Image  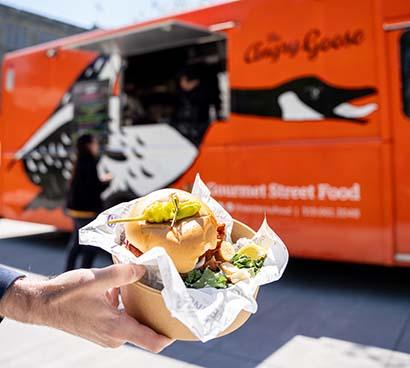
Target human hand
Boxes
[101,173,113,182]
[0,264,173,351]
[180,75,200,91]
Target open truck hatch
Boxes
[65,20,225,56]
[63,18,229,162]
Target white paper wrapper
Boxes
[79,174,289,341]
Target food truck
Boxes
[1,0,410,266]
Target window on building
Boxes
[16,26,28,48]
[38,31,59,43]
[4,23,28,51]
[5,23,16,50]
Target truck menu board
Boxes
[72,79,110,144]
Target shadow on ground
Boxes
[1,233,409,368]
[0,232,111,275]
[162,259,410,368]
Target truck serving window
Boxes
[121,39,227,134]
[400,30,410,117]
[66,21,229,141]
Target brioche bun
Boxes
[124,189,218,273]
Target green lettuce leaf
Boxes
[184,269,202,285]
[232,253,266,275]
[184,268,228,289]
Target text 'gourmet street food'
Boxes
[109,189,267,289]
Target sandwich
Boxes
[109,189,266,289]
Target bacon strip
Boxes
[199,223,225,271]
[216,223,226,247]
[125,240,143,257]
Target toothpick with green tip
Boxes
[108,194,201,225]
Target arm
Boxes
[88,158,110,193]
[98,174,111,192]
[0,264,172,351]
[0,266,25,323]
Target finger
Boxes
[117,314,173,353]
[94,264,145,290]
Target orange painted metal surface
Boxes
[386,29,410,260]
[0,0,409,266]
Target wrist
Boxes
[0,278,46,325]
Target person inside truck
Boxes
[173,62,223,146]
[122,83,146,126]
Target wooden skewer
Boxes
[170,194,179,228]
[108,216,145,224]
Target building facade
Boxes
[0,3,87,60]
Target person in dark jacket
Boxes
[173,63,223,146]
[65,134,111,271]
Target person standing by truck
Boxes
[65,134,112,271]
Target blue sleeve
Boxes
[0,266,25,323]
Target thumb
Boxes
[94,264,145,290]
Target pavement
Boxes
[0,317,201,368]
[0,219,56,239]
[0,219,410,368]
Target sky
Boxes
[1,0,229,29]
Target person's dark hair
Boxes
[76,134,95,157]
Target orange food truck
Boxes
[1,0,410,266]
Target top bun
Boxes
[124,189,218,273]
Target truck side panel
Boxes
[176,0,394,264]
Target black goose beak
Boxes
[328,86,377,122]
[330,86,376,105]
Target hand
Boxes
[101,173,113,182]
[0,264,173,352]
[180,76,200,91]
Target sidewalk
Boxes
[0,219,56,239]
[0,318,199,368]
[2,316,409,368]
[257,335,410,368]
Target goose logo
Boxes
[231,76,378,123]
[14,55,201,210]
